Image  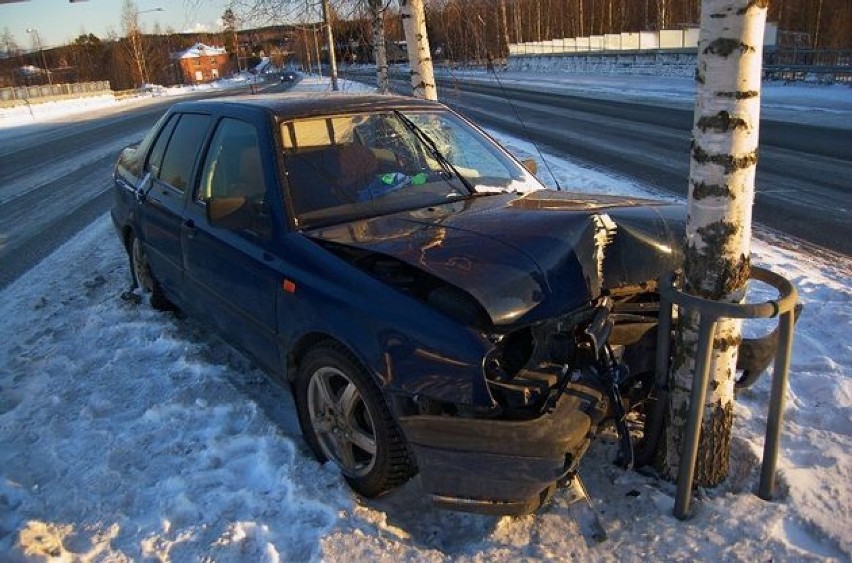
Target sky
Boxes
[1,0,234,49]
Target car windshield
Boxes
[280,110,544,229]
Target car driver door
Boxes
[181,115,282,373]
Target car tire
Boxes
[295,342,416,497]
[129,234,173,311]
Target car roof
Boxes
[170,93,446,121]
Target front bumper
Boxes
[398,372,608,515]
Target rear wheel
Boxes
[129,234,173,311]
[295,342,415,497]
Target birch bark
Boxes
[400,0,437,100]
[658,0,768,486]
[369,0,389,94]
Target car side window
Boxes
[145,114,178,177]
[198,117,272,239]
[158,113,212,192]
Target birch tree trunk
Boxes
[303,28,313,75]
[368,0,389,93]
[400,0,437,101]
[312,25,323,79]
[657,0,768,486]
[499,0,511,58]
[321,0,339,91]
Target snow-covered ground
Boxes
[0,77,850,562]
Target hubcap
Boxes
[307,366,377,478]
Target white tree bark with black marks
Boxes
[658,0,768,486]
[368,0,389,94]
[499,0,511,58]
[321,0,339,91]
[400,0,437,101]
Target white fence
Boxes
[509,24,778,56]
[0,81,112,105]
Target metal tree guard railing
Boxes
[654,266,799,520]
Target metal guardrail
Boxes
[654,266,799,520]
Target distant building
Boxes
[175,43,229,83]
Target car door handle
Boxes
[184,219,197,238]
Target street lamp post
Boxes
[25,27,51,85]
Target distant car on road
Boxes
[280,71,298,82]
[111,93,772,515]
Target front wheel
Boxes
[295,343,415,497]
[129,234,173,311]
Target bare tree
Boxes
[121,0,148,86]
[1,27,20,59]
[657,0,769,486]
[222,8,242,72]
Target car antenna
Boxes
[473,16,562,190]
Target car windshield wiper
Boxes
[393,110,476,196]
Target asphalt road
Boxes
[383,75,850,255]
[0,80,291,290]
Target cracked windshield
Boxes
[281,111,543,228]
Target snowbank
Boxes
[0,76,257,131]
[0,94,119,128]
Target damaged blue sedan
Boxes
[113,93,712,514]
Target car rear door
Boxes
[181,113,283,373]
[141,112,212,300]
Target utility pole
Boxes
[321,0,339,91]
[400,0,437,100]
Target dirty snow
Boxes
[0,76,850,562]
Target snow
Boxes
[178,43,227,59]
[0,76,259,131]
[0,76,850,562]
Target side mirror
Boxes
[521,158,538,175]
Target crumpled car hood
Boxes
[306,190,685,327]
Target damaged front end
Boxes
[400,288,662,514]
[307,191,785,514]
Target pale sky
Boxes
[1,0,236,49]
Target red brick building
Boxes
[175,43,230,84]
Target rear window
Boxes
[158,113,212,192]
